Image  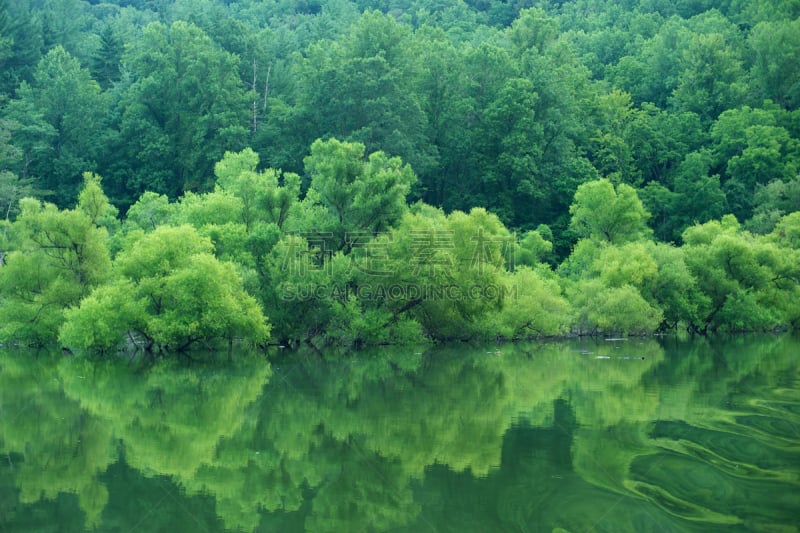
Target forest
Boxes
[0,0,799,351]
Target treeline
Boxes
[1,0,799,253]
[0,0,799,350]
[0,141,798,351]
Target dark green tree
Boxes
[112,21,249,205]
[290,11,433,177]
[3,46,107,203]
[0,0,43,96]
[91,25,124,90]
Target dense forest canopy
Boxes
[0,0,799,350]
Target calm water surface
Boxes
[1,335,798,532]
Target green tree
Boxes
[763,212,800,327]
[671,32,748,122]
[674,152,727,226]
[287,11,432,178]
[492,266,569,339]
[587,89,640,186]
[481,77,544,222]
[514,227,554,267]
[414,30,472,208]
[725,126,798,219]
[0,174,112,345]
[563,240,668,334]
[0,118,41,221]
[429,41,518,217]
[112,21,249,205]
[256,231,338,345]
[214,147,301,231]
[3,46,107,203]
[300,138,416,251]
[747,176,800,233]
[587,283,664,335]
[646,242,705,328]
[60,224,270,352]
[749,18,800,110]
[569,178,652,244]
[682,215,787,332]
[0,0,43,96]
[123,191,174,232]
[381,206,514,341]
[607,17,690,108]
[710,105,800,220]
[37,0,93,62]
[508,8,559,54]
[638,181,679,242]
[91,25,124,90]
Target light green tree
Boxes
[564,241,665,334]
[492,267,569,339]
[301,138,416,251]
[682,215,788,332]
[569,178,651,244]
[0,174,112,345]
[587,284,663,335]
[214,147,301,231]
[123,191,174,232]
[59,225,270,352]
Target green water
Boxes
[1,336,798,532]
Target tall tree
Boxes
[569,178,652,244]
[300,138,416,251]
[0,0,43,96]
[671,32,748,122]
[0,118,40,221]
[112,21,249,206]
[749,18,800,110]
[3,46,107,204]
[91,25,124,90]
[291,11,433,178]
[0,174,112,345]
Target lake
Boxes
[1,335,799,532]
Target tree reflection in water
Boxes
[1,336,798,531]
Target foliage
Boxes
[109,20,249,204]
[0,0,798,348]
[2,46,107,203]
[681,215,793,332]
[7,335,799,531]
[59,224,270,352]
[569,178,652,244]
[0,175,111,345]
[300,138,417,250]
